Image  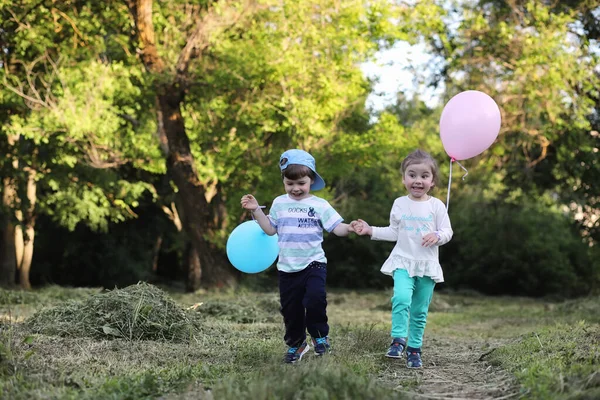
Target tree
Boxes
[123,0,415,289]
[2,0,439,290]
[0,1,158,288]
[420,0,599,240]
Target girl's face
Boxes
[402,162,435,201]
[283,176,313,200]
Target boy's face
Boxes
[283,176,313,200]
[402,162,434,201]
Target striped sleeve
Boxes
[320,201,343,232]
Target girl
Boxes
[352,149,453,368]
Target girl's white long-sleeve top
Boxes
[370,196,453,283]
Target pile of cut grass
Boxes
[25,282,201,342]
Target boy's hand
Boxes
[421,232,439,247]
[241,194,259,211]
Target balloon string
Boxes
[454,160,469,180]
[251,206,266,222]
[446,158,453,211]
[445,157,469,212]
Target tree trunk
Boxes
[0,133,20,287]
[158,90,238,289]
[14,220,24,282]
[0,176,17,288]
[16,167,36,290]
[151,235,163,272]
[185,243,201,292]
[128,0,239,289]
[18,224,34,290]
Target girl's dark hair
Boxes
[282,164,316,181]
[400,149,440,186]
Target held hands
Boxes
[240,194,259,211]
[350,219,372,236]
[421,232,439,247]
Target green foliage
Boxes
[324,99,450,289]
[178,0,419,243]
[30,205,173,288]
[325,236,392,289]
[421,0,600,248]
[40,174,154,232]
[1,2,161,237]
[443,0,598,137]
[442,196,599,297]
[550,127,600,244]
[1,0,599,298]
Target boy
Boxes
[241,149,354,363]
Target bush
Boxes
[325,235,392,289]
[31,205,181,288]
[441,199,599,298]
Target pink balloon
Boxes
[439,90,501,160]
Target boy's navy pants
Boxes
[278,261,328,347]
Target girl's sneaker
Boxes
[311,336,331,356]
[284,342,309,364]
[386,337,406,358]
[406,351,422,368]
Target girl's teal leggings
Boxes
[391,268,436,349]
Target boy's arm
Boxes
[250,208,277,236]
[332,222,353,237]
[241,194,277,236]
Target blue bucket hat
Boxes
[279,149,326,191]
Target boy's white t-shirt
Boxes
[269,194,343,273]
[371,196,453,283]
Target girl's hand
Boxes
[353,219,372,236]
[422,232,439,247]
[241,194,259,211]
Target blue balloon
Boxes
[226,221,279,273]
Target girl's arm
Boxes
[434,203,453,246]
[370,201,400,242]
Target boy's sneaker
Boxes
[284,341,310,364]
[311,336,331,356]
[406,351,423,368]
[386,337,406,358]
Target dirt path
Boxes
[386,336,521,400]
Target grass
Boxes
[0,284,598,399]
[486,322,599,399]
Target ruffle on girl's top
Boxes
[380,255,444,283]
